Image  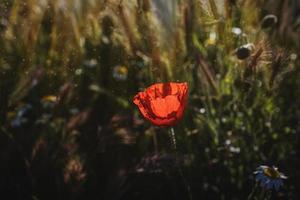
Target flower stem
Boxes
[153,130,158,154]
[265,190,272,200]
[170,127,177,150]
[169,127,193,200]
[247,182,258,200]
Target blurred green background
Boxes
[0,0,300,199]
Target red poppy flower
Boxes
[133,82,188,126]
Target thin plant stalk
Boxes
[153,130,158,154]
[169,127,193,200]
[247,182,259,200]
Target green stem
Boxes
[169,127,193,200]
[153,130,158,154]
[265,190,272,200]
[169,127,177,150]
[258,188,268,200]
[247,182,258,200]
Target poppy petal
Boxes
[133,82,188,126]
[150,96,180,118]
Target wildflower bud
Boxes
[235,44,254,60]
[261,14,278,29]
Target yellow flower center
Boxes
[263,167,281,179]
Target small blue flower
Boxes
[10,104,32,128]
[113,65,128,81]
[254,165,287,191]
